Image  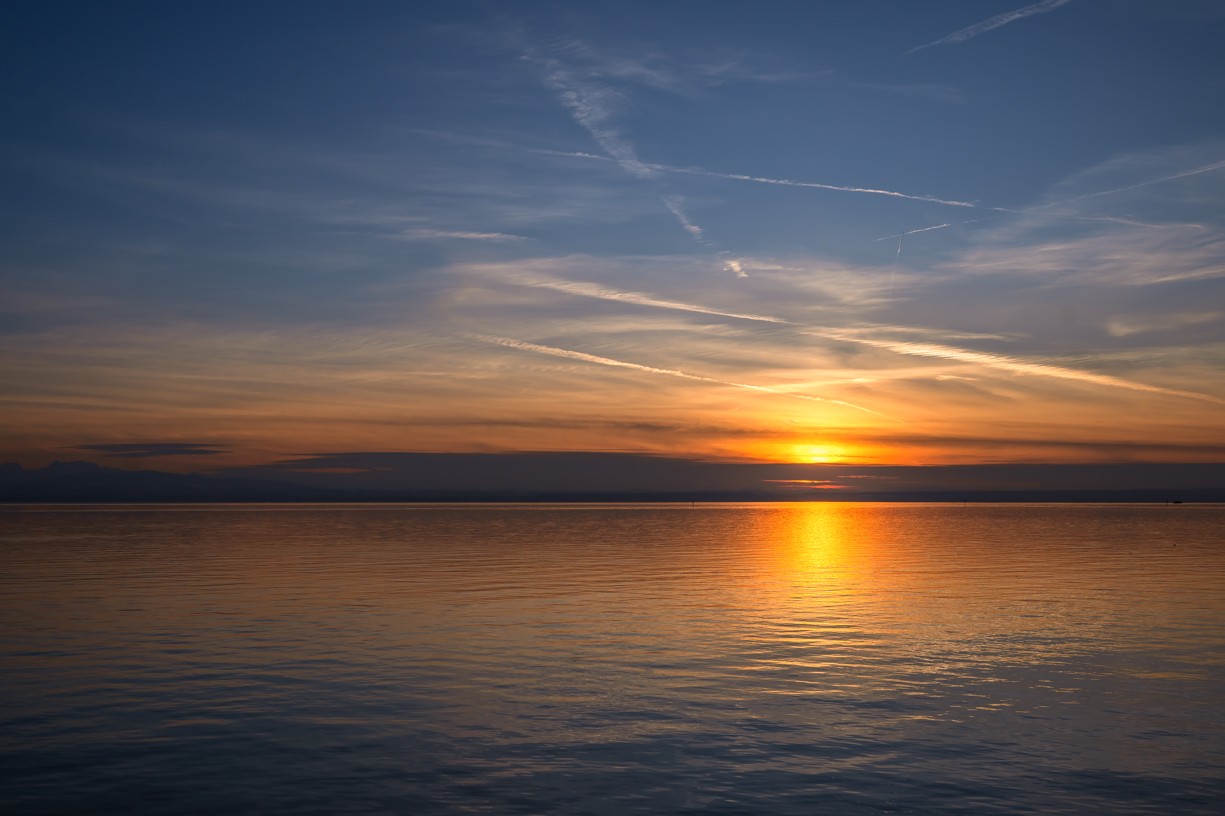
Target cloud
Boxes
[537,147,990,209]
[525,39,744,256]
[660,195,706,241]
[476,266,791,323]
[1045,157,1225,208]
[875,223,953,242]
[656,162,990,209]
[218,452,1225,494]
[536,53,656,180]
[1105,311,1221,338]
[481,336,886,416]
[467,245,1225,406]
[460,250,1225,410]
[398,228,531,242]
[905,0,1073,56]
[906,145,1225,292]
[72,442,229,458]
[812,330,1225,406]
[415,130,992,211]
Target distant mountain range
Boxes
[2,458,1223,503]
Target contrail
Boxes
[499,273,791,323]
[905,0,1073,56]
[881,191,1213,245]
[495,268,1225,406]
[540,59,656,180]
[660,197,748,275]
[660,195,709,243]
[890,232,905,289]
[530,49,740,256]
[655,162,989,209]
[876,223,953,285]
[400,228,530,242]
[875,223,953,242]
[417,130,994,210]
[483,336,887,416]
[530,146,986,208]
[813,330,1225,406]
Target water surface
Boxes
[2,503,1223,814]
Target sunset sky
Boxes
[3,1,1225,473]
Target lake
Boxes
[2,503,1224,814]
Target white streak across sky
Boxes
[491,272,791,323]
[482,336,887,416]
[884,156,1225,243]
[400,228,530,242]
[874,223,953,242]
[660,195,706,241]
[905,0,1073,56]
[415,132,993,210]
[529,146,988,209]
[653,162,988,209]
[496,271,1225,406]
[813,331,1225,406]
[530,47,727,258]
[538,59,656,180]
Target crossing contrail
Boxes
[483,336,887,416]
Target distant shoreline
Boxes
[5,460,1223,504]
[4,494,1223,506]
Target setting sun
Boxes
[791,443,850,464]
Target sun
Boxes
[791,443,849,464]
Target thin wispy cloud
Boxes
[487,270,791,323]
[466,241,1224,409]
[814,331,1225,406]
[656,162,989,209]
[1105,311,1221,338]
[660,195,706,241]
[723,257,747,278]
[540,148,987,209]
[399,228,531,242]
[539,61,655,179]
[415,131,992,210]
[659,197,748,277]
[71,442,229,458]
[1048,157,1225,207]
[875,223,953,242]
[482,336,886,416]
[526,41,748,257]
[905,0,1073,56]
[869,154,1225,245]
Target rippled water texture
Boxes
[2,503,1224,814]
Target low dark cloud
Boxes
[72,443,228,458]
[219,451,1225,497]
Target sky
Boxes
[3,0,1225,476]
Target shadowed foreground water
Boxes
[2,503,1224,814]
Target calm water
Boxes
[2,503,1224,814]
